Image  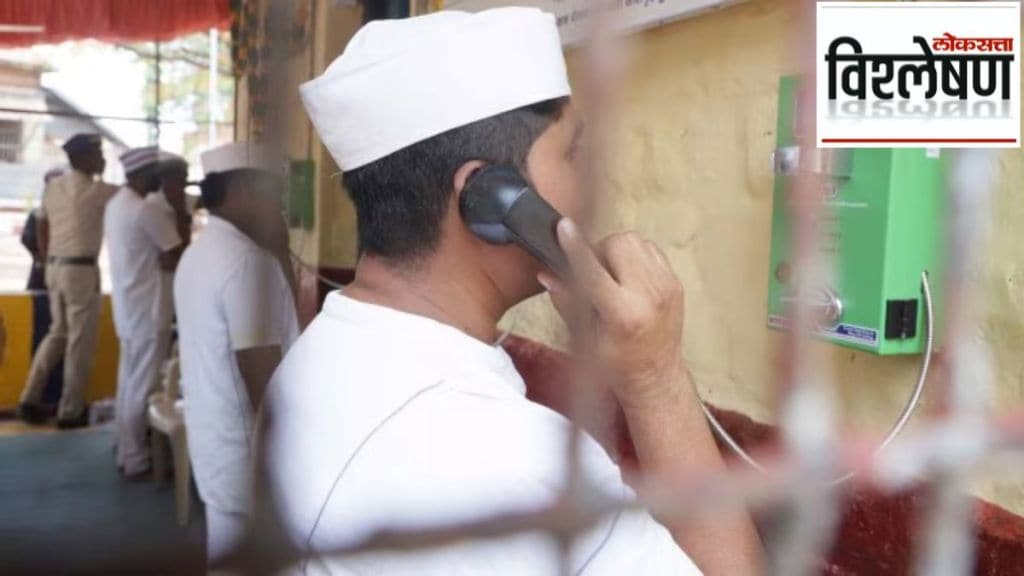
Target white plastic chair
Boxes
[148,347,192,526]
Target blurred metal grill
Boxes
[230,2,1017,575]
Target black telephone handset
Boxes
[459,164,570,279]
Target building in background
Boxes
[0,27,235,292]
[0,60,131,290]
[0,59,127,206]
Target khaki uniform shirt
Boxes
[40,170,117,258]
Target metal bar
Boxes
[154,40,162,143]
[767,2,842,574]
[0,24,44,34]
[0,105,232,126]
[306,0,318,161]
[209,27,219,146]
[913,149,998,576]
[275,408,1024,566]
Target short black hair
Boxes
[158,161,188,181]
[127,165,161,193]
[67,146,100,173]
[342,97,567,262]
[199,171,230,209]
[200,169,283,210]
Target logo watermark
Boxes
[816,1,1020,148]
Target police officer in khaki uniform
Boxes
[17,134,116,429]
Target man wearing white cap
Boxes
[152,152,193,246]
[150,153,194,338]
[265,7,761,575]
[105,145,185,478]
[18,134,115,429]
[174,142,299,567]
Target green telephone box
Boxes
[766,76,945,355]
[288,159,315,230]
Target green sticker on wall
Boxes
[289,159,315,230]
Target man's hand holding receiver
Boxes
[539,217,764,576]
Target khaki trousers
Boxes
[21,263,101,420]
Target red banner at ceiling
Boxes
[0,0,232,47]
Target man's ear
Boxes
[452,160,487,201]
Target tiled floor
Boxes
[0,418,59,437]
[0,426,205,574]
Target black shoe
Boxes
[56,411,90,430]
[15,402,47,425]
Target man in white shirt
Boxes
[152,152,194,244]
[105,146,185,479]
[150,153,194,337]
[174,142,299,568]
[264,7,761,575]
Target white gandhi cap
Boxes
[120,145,160,175]
[157,150,187,168]
[300,7,570,171]
[201,142,283,175]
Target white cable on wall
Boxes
[290,251,349,290]
[700,270,935,482]
[289,226,348,290]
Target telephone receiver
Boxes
[459,164,570,279]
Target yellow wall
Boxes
[504,0,1024,514]
[0,294,119,409]
[513,0,793,417]
[312,2,362,270]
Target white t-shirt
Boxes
[174,215,299,514]
[104,187,182,341]
[264,293,700,575]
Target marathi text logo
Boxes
[825,33,1014,102]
